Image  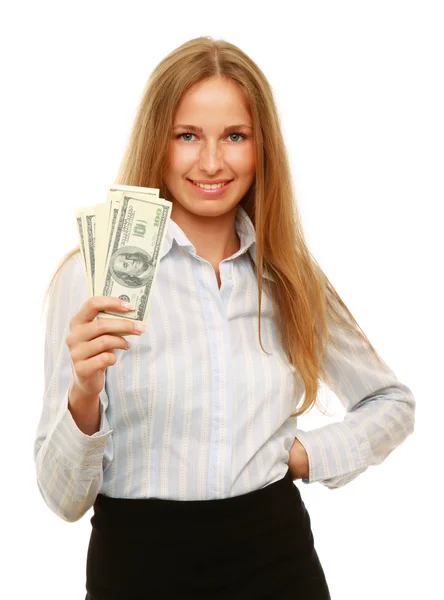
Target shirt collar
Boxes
[159,205,274,281]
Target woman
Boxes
[35,36,415,599]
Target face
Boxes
[114,254,144,276]
[163,76,255,221]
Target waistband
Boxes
[91,469,298,529]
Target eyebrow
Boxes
[173,124,253,133]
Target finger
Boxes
[69,316,144,347]
[75,353,118,379]
[70,296,135,328]
[71,335,130,363]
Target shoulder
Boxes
[58,251,84,279]
[49,251,88,301]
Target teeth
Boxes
[193,181,228,190]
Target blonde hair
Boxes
[44,36,388,417]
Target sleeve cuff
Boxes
[295,423,370,485]
[47,389,113,471]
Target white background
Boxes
[1,1,442,598]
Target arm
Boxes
[288,438,309,480]
[34,254,114,522]
[293,297,415,489]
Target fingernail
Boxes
[134,322,146,333]
[121,301,135,310]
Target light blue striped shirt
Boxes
[34,206,415,522]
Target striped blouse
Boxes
[34,205,415,522]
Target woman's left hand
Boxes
[288,438,309,480]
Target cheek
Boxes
[168,144,197,173]
[230,146,255,174]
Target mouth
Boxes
[187,178,233,196]
[188,179,232,187]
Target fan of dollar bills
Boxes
[75,185,172,325]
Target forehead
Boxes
[174,77,251,124]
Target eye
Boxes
[175,132,248,142]
[227,133,247,143]
[177,133,196,141]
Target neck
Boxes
[171,204,241,265]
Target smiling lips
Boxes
[187,178,233,195]
[189,178,232,188]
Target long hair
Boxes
[43,36,388,417]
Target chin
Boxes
[185,206,236,220]
[172,196,240,217]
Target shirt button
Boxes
[226,271,232,279]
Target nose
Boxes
[198,139,224,174]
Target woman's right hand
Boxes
[66,296,146,398]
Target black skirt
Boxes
[85,469,330,599]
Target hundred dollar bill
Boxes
[101,186,160,289]
[75,209,88,283]
[96,193,172,324]
[108,184,160,197]
[75,207,95,297]
[95,185,161,294]
[93,202,106,295]
[74,185,167,305]
[84,205,99,296]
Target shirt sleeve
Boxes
[34,253,114,522]
[295,294,416,489]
